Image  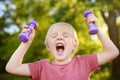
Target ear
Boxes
[46,43,50,51]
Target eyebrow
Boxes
[50,32,57,36]
[62,32,70,35]
[50,31,71,36]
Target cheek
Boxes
[71,40,76,50]
[47,39,55,49]
[48,38,54,45]
[66,39,75,48]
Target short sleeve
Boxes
[76,54,100,72]
[86,54,100,71]
[28,61,42,80]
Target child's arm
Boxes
[97,29,119,65]
[6,26,35,76]
[86,14,119,66]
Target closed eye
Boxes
[63,32,71,38]
[63,35,69,38]
[51,33,58,38]
[63,34,71,38]
[52,35,57,38]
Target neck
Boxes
[54,57,72,65]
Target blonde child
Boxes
[6,13,119,80]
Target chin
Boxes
[54,56,67,61]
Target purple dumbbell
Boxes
[18,20,38,42]
[84,10,98,35]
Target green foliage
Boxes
[0,0,120,80]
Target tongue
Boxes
[57,49,64,54]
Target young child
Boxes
[6,13,119,80]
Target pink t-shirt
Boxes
[28,54,99,80]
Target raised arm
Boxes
[5,26,35,76]
[97,28,119,65]
[86,14,119,66]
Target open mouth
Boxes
[56,43,65,54]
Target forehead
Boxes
[48,24,73,35]
[52,25,70,32]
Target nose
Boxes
[57,36,63,40]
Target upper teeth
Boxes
[56,43,63,46]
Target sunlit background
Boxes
[0,0,120,80]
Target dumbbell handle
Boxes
[18,20,38,42]
[84,10,98,35]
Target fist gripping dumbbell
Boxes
[84,10,99,35]
[18,20,38,42]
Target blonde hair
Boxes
[45,22,79,53]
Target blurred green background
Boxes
[0,0,120,80]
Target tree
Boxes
[0,0,119,80]
[96,0,120,79]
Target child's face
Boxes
[46,25,76,62]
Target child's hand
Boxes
[85,14,100,28]
[22,25,35,43]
